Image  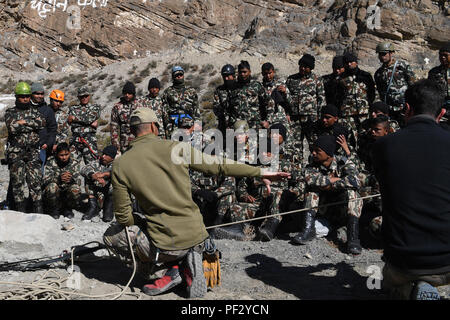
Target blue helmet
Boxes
[221,64,235,76]
[172,65,184,76]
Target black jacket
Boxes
[372,115,450,273]
[32,101,57,149]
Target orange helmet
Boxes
[49,89,65,102]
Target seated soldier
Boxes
[80,145,117,222]
[357,116,391,241]
[43,142,82,219]
[292,135,363,255]
[360,101,400,136]
[257,123,305,241]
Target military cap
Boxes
[172,66,184,76]
[77,86,90,96]
[31,82,44,93]
[130,108,159,127]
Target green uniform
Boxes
[111,133,263,251]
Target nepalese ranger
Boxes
[48,90,71,155]
[292,135,363,256]
[337,52,378,145]
[42,142,82,220]
[213,64,238,138]
[134,78,167,139]
[4,82,46,213]
[162,66,201,140]
[80,145,117,223]
[110,82,138,154]
[428,43,450,122]
[261,62,292,134]
[68,86,101,165]
[225,60,276,131]
[375,42,416,127]
[286,54,327,165]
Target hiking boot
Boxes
[63,208,74,219]
[182,249,207,298]
[292,210,316,245]
[410,281,440,300]
[142,265,182,296]
[347,216,362,255]
[82,198,98,221]
[50,206,61,220]
[211,223,251,241]
[102,194,114,222]
[257,217,280,242]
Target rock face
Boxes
[0,0,448,72]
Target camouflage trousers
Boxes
[228,194,274,222]
[216,193,236,221]
[305,189,363,226]
[85,182,112,209]
[43,182,81,210]
[290,116,317,165]
[103,223,203,280]
[8,153,42,203]
[71,134,99,166]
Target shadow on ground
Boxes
[244,253,386,300]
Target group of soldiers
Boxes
[3,41,449,255]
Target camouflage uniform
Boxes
[161,85,200,139]
[43,157,82,211]
[359,117,401,137]
[134,95,167,139]
[80,159,113,209]
[303,155,362,226]
[69,103,101,165]
[285,72,326,165]
[375,59,416,124]
[213,84,234,136]
[54,107,71,146]
[226,80,276,130]
[110,98,138,154]
[5,103,46,204]
[262,78,292,132]
[338,70,377,144]
[428,65,450,119]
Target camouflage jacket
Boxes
[69,103,101,137]
[110,98,138,153]
[262,78,292,131]
[80,159,112,189]
[43,157,82,188]
[304,155,361,192]
[54,107,71,146]
[213,84,234,133]
[285,72,326,119]
[428,65,449,100]
[375,59,416,111]
[5,104,46,156]
[226,80,276,130]
[339,69,377,117]
[162,85,200,138]
[190,169,236,198]
[135,95,167,139]
[322,73,347,109]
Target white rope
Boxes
[0,227,141,300]
[206,193,381,230]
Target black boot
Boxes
[102,195,114,222]
[50,205,61,220]
[82,198,99,221]
[347,215,362,255]
[15,201,28,213]
[62,207,74,219]
[32,200,44,214]
[211,223,251,241]
[258,217,280,242]
[292,210,316,245]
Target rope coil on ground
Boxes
[0,227,141,300]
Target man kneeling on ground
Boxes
[103,108,290,298]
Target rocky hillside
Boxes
[0,0,448,73]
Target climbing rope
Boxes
[0,227,141,300]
